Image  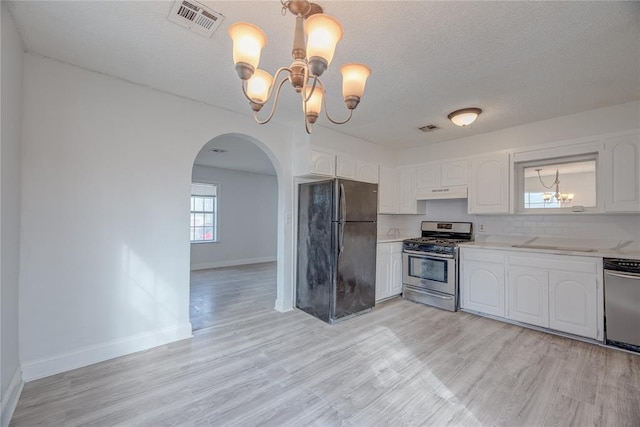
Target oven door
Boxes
[402,250,456,295]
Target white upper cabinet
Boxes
[468,152,510,214]
[416,163,441,188]
[442,159,469,187]
[415,159,469,199]
[378,166,398,214]
[398,166,419,214]
[356,161,379,184]
[603,132,640,212]
[295,146,336,177]
[335,154,356,179]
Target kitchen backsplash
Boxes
[379,199,640,242]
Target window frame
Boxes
[515,153,601,214]
[190,182,218,243]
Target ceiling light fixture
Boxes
[448,108,482,127]
[228,0,371,134]
[536,168,574,205]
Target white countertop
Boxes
[461,235,640,260]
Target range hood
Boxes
[416,186,468,200]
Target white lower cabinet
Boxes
[376,242,403,302]
[507,267,549,328]
[460,248,603,341]
[460,250,505,317]
[549,271,599,339]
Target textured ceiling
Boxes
[194,134,276,176]
[8,1,640,149]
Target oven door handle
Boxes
[403,249,453,259]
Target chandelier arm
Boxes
[303,75,319,103]
[536,169,558,190]
[253,77,291,125]
[241,67,292,107]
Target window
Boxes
[516,154,598,213]
[190,183,217,242]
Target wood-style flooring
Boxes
[11,262,640,426]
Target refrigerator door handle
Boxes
[339,222,345,257]
[339,182,346,222]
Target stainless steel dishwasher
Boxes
[604,258,640,352]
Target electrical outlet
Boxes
[478,224,485,232]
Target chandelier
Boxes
[535,168,574,205]
[227,0,371,133]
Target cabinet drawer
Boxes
[462,249,504,264]
[509,254,598,274]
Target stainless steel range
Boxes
[402,221,473,311]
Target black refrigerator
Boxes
[296,178,378,324]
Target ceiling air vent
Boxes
[168,0,224,37]
[418,124,440,133]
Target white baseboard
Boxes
[21,322,192,382]
[190,256,276,271]
[1,366,24,427]
[274,298,294,313]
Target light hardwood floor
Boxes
[11,262,640,426]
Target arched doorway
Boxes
[188,133,281,331]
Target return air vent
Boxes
[168,0,224,37]
[418,124,440,133]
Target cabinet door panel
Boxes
[311,150,336,176]
[378,167,397,214]
[549,271,598,339]
[375,247,391,302]
[390,251,403,296]
[507,267,549,327]
[398,167,417,214]
[442,160,469,187]
[604,133,640,212]
[336,155,356,179]
[416,163,441,189]
[461,260,505,317]
[356,161,379,184]
[469,153,509,214]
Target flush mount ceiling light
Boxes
[448,108,482,127]
[228,0,371,133]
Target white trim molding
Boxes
[190,256,276,271]
[1,366,24,427]
[21,323,192,382]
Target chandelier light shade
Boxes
[246,69,273,104]
[303,85,324,123]
[448,108,482,127]
[341,63,371,106]
[227,0,370,133]
[228,23,268,79]
[304,14,343,76]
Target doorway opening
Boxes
[189,133,279,332]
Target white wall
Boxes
[399,101,640,164]
[0,3,25,425]
[381,199,640,243]
[190,165,277,269]
[19,53,296,381]
[377,102,640,244]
